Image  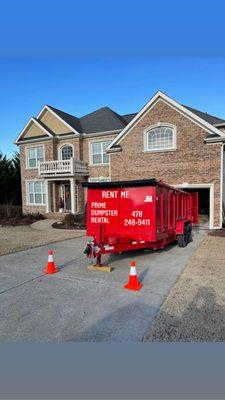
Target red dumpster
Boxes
[83,179,198,266]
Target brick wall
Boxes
[57,137,81,160]
[110,100,222,227]
[20,140,55,214]
[82,135,116,180]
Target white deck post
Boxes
[45,180,51,213]
[70,178,75,214]
[52,182,56,212]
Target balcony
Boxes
[38,158,89,177]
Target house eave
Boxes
[214,123,225,127]
[106,146,122,154]
[82,129,122,138]
[204,137,225,144]
[14,136,54,145]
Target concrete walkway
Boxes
[31,218,85,233]
[0,226,207,342]
[31,219,58,231]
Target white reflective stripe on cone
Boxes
[48,255,54,262]
[130,266,137,276]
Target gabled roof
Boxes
[121,113,138,124]
[15,92,225,144]
[79,107,126,134]
[107,91,225,150]
[182,105,225,126]
[33,117,55,136]
[15,117,54,143]
[47,105,82,133]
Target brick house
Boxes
[15,91,225,229]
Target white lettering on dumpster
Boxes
[91,217,110,224]
[91,209,118,216]
[121,190,129,198]
[91,202,106,208]
[102,191,118,198]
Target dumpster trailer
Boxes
[83,179,198,267]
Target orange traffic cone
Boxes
[124,261,143,291]
[44,250,58,274]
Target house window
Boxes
[27,181,46,205]
[26,146,44,168]
[145,126,175,151]
[61,145,73,160]
[90,141,111,165]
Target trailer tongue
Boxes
[83,179,198,268]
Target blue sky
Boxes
[2,57,225,156]
[1,0,225,156]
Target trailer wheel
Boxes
[177,234,187,247]
[177,223,191,247]
[187,223,193,243]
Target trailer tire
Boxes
[177,234,187,247]
[187,223,193,243]
[177,223,191,247]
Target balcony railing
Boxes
[38,158,89,177]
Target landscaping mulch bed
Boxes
[52,213,86,230]
[52,221,86,230]
[0,213,45,226]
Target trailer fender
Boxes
[175,219,185,235]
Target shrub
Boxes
[0,210,45,226]
[63,213,85,227]
[0,204,22,218]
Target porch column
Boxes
[45,180,51,213]
[70,178,75,214]
[52,182,56,212]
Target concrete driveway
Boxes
[0,226,206,342]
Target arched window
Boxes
[144,125,176,152]
[60,145,73,160]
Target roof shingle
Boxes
[182,105,225,125]
[45,102,225,135]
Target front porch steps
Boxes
[45,212,69,220]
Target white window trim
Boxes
[89,139,111,166]
[58,143,74,160]
[88,176,111,182]
[143,123,176,153]
[26,179,46,206]
[25,144,45,170]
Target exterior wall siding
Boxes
[40,110,73,134]
[110,100,222,228]
[23,122,46,139]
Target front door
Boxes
[64,184,71,211]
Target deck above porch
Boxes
[38,158,89,177]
